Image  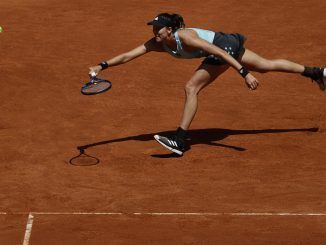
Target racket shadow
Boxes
[76,127,319,156]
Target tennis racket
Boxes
[81,72,112,95]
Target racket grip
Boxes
[90,71,97,78]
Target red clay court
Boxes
[1,0,326,244]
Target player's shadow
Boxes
[77,127,318,158]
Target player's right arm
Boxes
[89,38,163,76]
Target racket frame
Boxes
[81,76,112,96]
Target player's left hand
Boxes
[245,73,259,90]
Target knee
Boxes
[184,82,199,97]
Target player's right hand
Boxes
[88,65,102,77]
[245,73,259,90]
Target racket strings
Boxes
[81,77,112,95]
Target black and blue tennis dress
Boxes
[162,28,246,65]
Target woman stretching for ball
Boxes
[89,13,325,156]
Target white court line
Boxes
[132,212,326,216]
[2,212,326,216]
[2,211,325,245]
[227,213,326,216]
[10,212,326,216]
[23,213,34,245]
[34,212,326,216]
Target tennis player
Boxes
[89,13,325,156]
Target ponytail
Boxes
[171,14,185,31]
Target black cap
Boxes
[147,15,173,27]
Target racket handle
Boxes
[90,71,97,78]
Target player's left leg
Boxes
[154,63,229,155]
[239,49,325,90]
[180,63,230,130]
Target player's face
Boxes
[153,26,172,42]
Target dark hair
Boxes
[158,13,185,31]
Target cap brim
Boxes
[147,20,165,27]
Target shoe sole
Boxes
[154,135,183,156]
[318,77,325,91]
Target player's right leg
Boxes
[239,48,304,73]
